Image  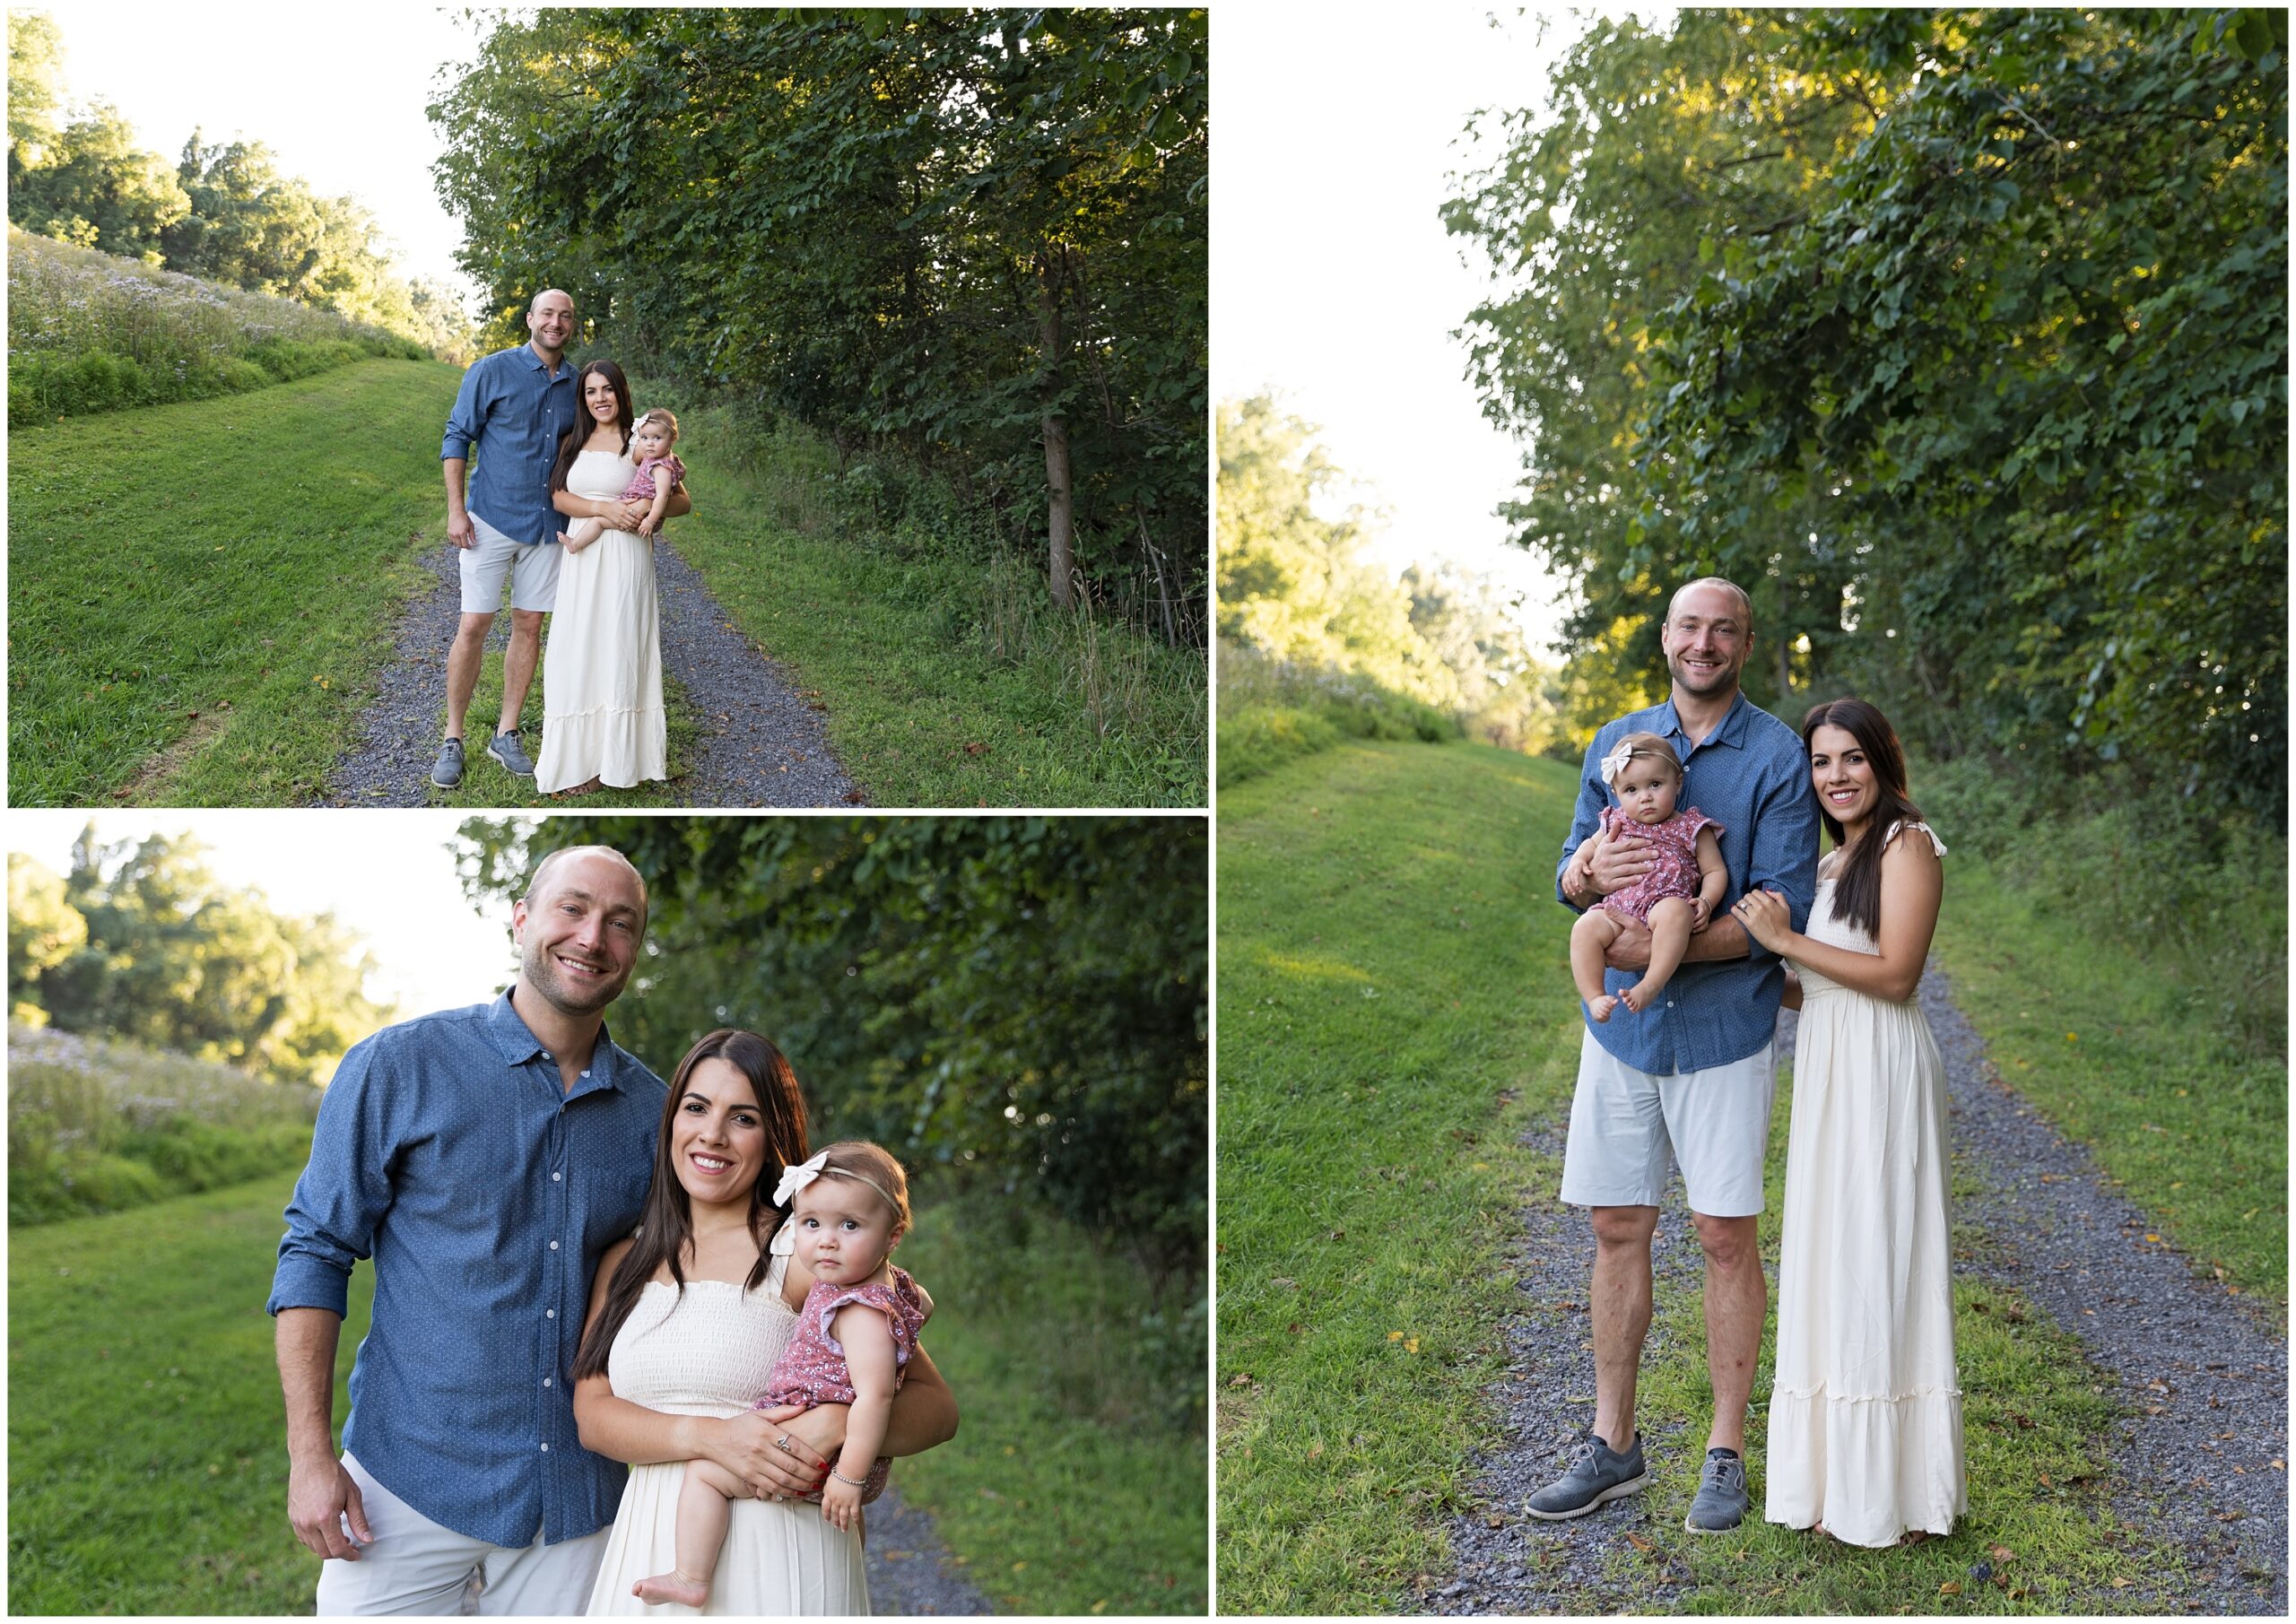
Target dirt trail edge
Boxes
[316,539,858,807]
[1422,966,2286,1615]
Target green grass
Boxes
[8,361,457,806]
[8,1170,374,1615]
[893,1201,1207,1614]
[1216,738,1584,1611]
[1928,855,2287,1322]
[1214,736,2205,1614]
[670,403,1208,807]
[6,1176,1200,1615]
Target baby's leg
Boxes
[631,1459,748,1606]
[560,516,604,551]
[1621,898,1692,1012]
[1571,908,1624,1022]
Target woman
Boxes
[570,1029,959,1613]
[1733,698,1965,1547]
[536,360,668,795]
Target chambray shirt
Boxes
[440,344,579,545]
[1557,692,1820,1074]
[266,993,665,1547]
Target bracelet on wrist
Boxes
[827,1466,869,1489]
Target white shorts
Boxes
[313,1451,608,1616]
[457,510,561,615]
[1558,1029,1775,1218]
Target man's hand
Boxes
[447,509,476,550]
[1603,915,1654,970]
[1587,831,1659,896]
[709,1408,830,1500]
[286,1455,372,1560]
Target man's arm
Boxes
[277,1308,371,1559]
[441,363,485,548]
[768,1342,959,1463]
[1556,737,1618,908]
[1604,910,1752,970]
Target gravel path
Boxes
[315,541,857,806]
[865,1486,996,1615]
[1423,970,2287,1614]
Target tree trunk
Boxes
[1038,250,1074,610]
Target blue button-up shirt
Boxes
[1557,691,1820,1074]
[267,992,665,1546]
[440,343,578,546]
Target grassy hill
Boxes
[1215,736,2266,1612]
[7,1173,1201,1616]
[8,362,1206,808]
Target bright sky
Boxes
[8,812,517,1021]
[31,1,485,307]
[1218,3,1616,655]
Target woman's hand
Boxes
[1731,887,1796,954]
[705,1409,830,1501]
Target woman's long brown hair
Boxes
[1802,697,1926,940]
[570,1029,809,1381]
[549,359,632,495]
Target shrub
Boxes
[1218,641,1464,786]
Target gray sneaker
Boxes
[430,736,465,789]
[1684,1447,1749,1533]
[1525,1430,1650,1520]
[486,729,535,777]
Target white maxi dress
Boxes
[536,447,667,794]
[1764,821,1966,1546]
[584,1246,869,1615]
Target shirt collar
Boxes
[1658,690,1750,751]
[522,342,569,380]
[483,987,624,1088]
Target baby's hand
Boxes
[637,516,657,538]
[821,1476,861,1532]
[1689,896,1712,932]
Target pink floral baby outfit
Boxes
[1597,803,1724,925]
[621,452,685,507]
[757,1265,928,1503]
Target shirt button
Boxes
[543,1377,553,1388]
[545,1309,556,1319]
[549,1240,560,1250]
[581,1071,591,1079]
[552,1172,562,1182]
[540,1443,550,1453]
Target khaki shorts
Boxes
[314,1451,608,1615]
[1558,1029,1775,1218]
[458,510,561,614]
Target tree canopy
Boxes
[9,831,392,1084]
[4,13,463,353]
[429,8,1207,624]
[1448,7,2286,821]
[457,816,1205,1276]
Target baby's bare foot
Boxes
[1587,994,1619,1023]
[632,1570,709,1607]
[1619,983,1651,1013]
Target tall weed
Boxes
[7,226,424,425]
[1217,640,1461,786]
[8,1025,318,1224]
[1917,755,2286,1057]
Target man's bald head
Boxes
[526,844,648,930]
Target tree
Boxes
[428,8,1207,629]
[9,101,189,261]
[1216,395,1457,705]
[7,11,65,186]
[29,826,392,1083]
[456,816,1206,1277]
[7,854,86,1023]
[1449,8,2286,820]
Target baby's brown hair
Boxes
[632,406,679,444]
[811,1141,912,1236]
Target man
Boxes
[268,846,956,1613]
[1529,577,1819,1534]
[435,291,687,791]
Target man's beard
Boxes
[523,942,626,1016]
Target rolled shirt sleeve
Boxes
[266,1038,396,1318]
[441,358,486,465]
[1740,748,1822,968]
[1556,728,1619,908]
